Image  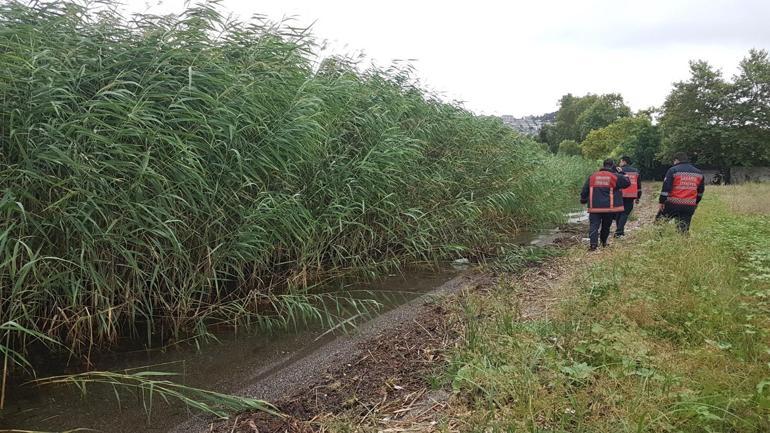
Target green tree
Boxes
[627,115,663,175]
[576,93,632,141]
[581,119,635,160]
[554,94,596,143]
[580,115,662,174]
[538,123,561,153]
[725,49,770,164]
[658,60,729,168]
[659,51,770,181]
[539,93,631,152]
[557,139,581,156]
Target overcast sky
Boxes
[126,0,770,117]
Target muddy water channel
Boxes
[2,271,458,433]
[1,214,587,433]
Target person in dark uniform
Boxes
[656,152,705,233]
[614,156,642,237]
[711,172,723,185]
[580,159,630,251]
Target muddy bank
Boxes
[214,303,457,433]
[172,272,491,433]
[198,251,585,432]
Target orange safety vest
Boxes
[588,171,625,213]
[621,172,639,198]
[668,172,703,206]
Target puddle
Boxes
[510,210,589,247]
[566,210,589,224]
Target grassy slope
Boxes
[446,184,770,432]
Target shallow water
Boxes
[566,210,589,224]
[0,270,457,433]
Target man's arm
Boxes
[696,175,705,204]
[580,177,590,204]
[616,173,631,189]
[659,168,673,205]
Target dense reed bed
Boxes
[0,0,592,369]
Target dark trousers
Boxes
[656,204,696,233]
[589,213,617,248]
[614,198,636,236]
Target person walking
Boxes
[614,156,642,237]
[580,159,630,251]
[656,152,705,233]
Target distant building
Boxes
[500,112,556,136]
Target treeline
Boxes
[0,0,591,363]
[659,50,770,181]
[538,49,770,180]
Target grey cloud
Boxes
[548,0,770,49]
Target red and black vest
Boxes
[621,166,641,198]
[584,169,630,213]
[661,163,704,207]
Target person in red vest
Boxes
[614,155,642,237]
[656,152,705,233]
[580,159,631,251]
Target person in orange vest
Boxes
[656,152,705,233]
[614,156,642,237]
[580,159,631,251]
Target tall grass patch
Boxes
[446,186,770,432]
[0,0,592,374]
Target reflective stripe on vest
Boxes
[588,172,625,213]
[667,172,703,206]
[622,173,639,198]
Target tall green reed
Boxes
[0,0,592,372]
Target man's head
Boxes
[620,156,632,167]
[673,152,689,164]
[602,158,615,169]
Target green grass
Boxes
[0,0,591,389]
[446,185,770,432]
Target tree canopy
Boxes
[532,49,769,182]
[580,114,662,174]
[659,49,770,171]
[539,93,631,152]
[557,139,581,156]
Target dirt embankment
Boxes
[188,187,658,433]
[208,259,582,433]
[168,273,491,433]
[219,302,460,433]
